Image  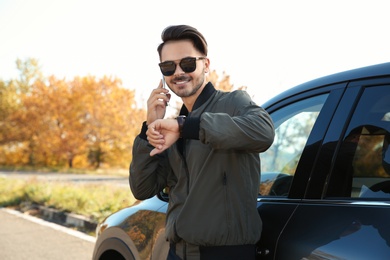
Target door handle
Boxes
[256,247,270,256]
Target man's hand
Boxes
[146,80,171,125]
[147,118,180,156]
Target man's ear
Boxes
[205,58,210,73]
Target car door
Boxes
[257,82,348,259]
[274,79,390,260]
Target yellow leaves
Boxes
[0,65,145,169]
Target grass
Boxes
[0,176,137,225]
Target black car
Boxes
[92,62,390,260]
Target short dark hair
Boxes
[157,25,208,59]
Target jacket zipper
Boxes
[179,140,189,259]
[182,139,190,195]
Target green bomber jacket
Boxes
[130,82,275,246]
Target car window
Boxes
[260,94,328,196]
[325,85,390,199]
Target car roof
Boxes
[262,62,390,109]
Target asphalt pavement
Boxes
[0,170,129,187]
[0,208,95,260]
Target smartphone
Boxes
[161,75,166,89]
[161,75,169,106]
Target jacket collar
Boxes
[179,82,216,116]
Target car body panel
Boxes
[276,202,390,259]
[93,196,168,259]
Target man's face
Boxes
[160,40,209,98]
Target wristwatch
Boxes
[176,115,186,138]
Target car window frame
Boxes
[260,83,348,200]
[321,79,390,201]
[311,77,390,201]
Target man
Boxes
[130,25,274,260]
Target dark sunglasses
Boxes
[159,57,206,76]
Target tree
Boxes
[1,58,146,169]
[0,59,44,165]
[0,58,43,146]
[72,76,145,168]
[15,58,43,94]
[0,80,19,145]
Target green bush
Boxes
[0,177,136,223]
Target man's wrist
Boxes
[176,116,186,138]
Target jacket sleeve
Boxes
[199,90,275,152]
[129,122,172,200]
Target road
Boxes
[0,208,95,260]
[0,170,129,187]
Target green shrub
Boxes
[0,177,136,223]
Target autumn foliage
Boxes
[0,59,145,169]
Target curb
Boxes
[39,206,98,232]
[38,206,97,232]
[18,204,98,233]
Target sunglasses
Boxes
[159,57,206,76]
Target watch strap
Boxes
[176,116,186,138]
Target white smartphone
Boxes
[161,75,169,106]
[161,75,166,89]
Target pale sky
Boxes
[1,0,390,108]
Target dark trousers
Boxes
[167,242,256,260]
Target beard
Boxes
[170,69,206,98]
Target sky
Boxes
[1,0,390,108]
